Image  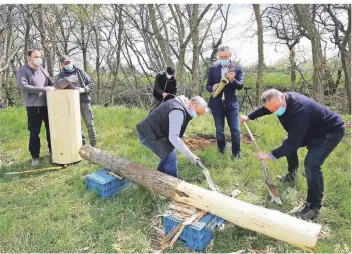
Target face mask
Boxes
[220,59,230,66]
[189,110,197,118]
[274,106,286,116]
[64,64,73,71]
[166,74,172,79]
[33,58,42,67]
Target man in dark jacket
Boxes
[16,49,55,166]
[241,89,345,220]
[137,95,208,178]
[150,66,177,111]
[206,46,244,159]
[55,55,97,147]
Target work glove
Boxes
[189,154,201,165]
[66,75,78,83]
[75,87,86,93]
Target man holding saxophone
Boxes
[206,46,244,159]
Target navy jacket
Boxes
[206,63,244,110]
[248,92,345,159]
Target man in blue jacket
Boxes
[206,46,244,159]
[241,89,345,220]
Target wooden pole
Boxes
[80,146,321,251]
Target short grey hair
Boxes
[218,46,231,54]
[190,96,209,113]
[261,89,283,104]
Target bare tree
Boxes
[294,4,325,105]
[169,4,212,84]
[321,4,351,113]
[147,4,173,67]
[208,5,230,65]
[263,4,303,89]
[253,4,264,105]
[110,4,124,106]
[0,5,24,104]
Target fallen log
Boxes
[80,146,321,251]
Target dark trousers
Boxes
[286,150,299,173]
[211,104,241,156]
[80,102,96,146]
[26,106,52,159]
[287,127,345,209]
[138,133,178,178]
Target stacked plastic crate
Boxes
[85,169,131,198]
[162,211,224,251]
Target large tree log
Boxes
[80,146,321,251]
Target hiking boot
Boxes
[31,158,39,167]
[293,202,320,220]
[276,172,296,182]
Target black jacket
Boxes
[153,72,177,102]
[248,92,345,159]
[136,98,192,159]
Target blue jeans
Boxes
[138,133,178,178]
[211,106,241,156]
[304,127,345,209]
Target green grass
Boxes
[0,106,350,253]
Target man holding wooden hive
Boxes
[205,46,244,159]
[16,49,55,166]
[55,55,97,147]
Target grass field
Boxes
[0,106,350,253]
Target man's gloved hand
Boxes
[75,87,86,93]
[66,75,78,83]
[189,154,201,165]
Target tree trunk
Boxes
[24,5,31,64]
[148,4,173,67]
[92,26,101,104]
[79,145,322,252]
[294,4,325,105]
[191,5,200,96]
[253,4,264,106]
[80,23,88,72]
[38,4,53,77]
[110,4,123,106]
[289,47,296,89]
[176,45,187,85]
[341,48,351,113]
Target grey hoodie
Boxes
[168,95,196,160]
[16,64,53,107]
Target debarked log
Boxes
[80,146,321,251]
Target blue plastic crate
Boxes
[162,212,224,251]
[85,169,131,198]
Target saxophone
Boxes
[212,64,236,98]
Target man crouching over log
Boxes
[137,95,208,178]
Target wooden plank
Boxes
[47,90,82,164]
[79,146,322,252]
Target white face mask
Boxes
[166,74,173,79]
[33,58,43,67]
